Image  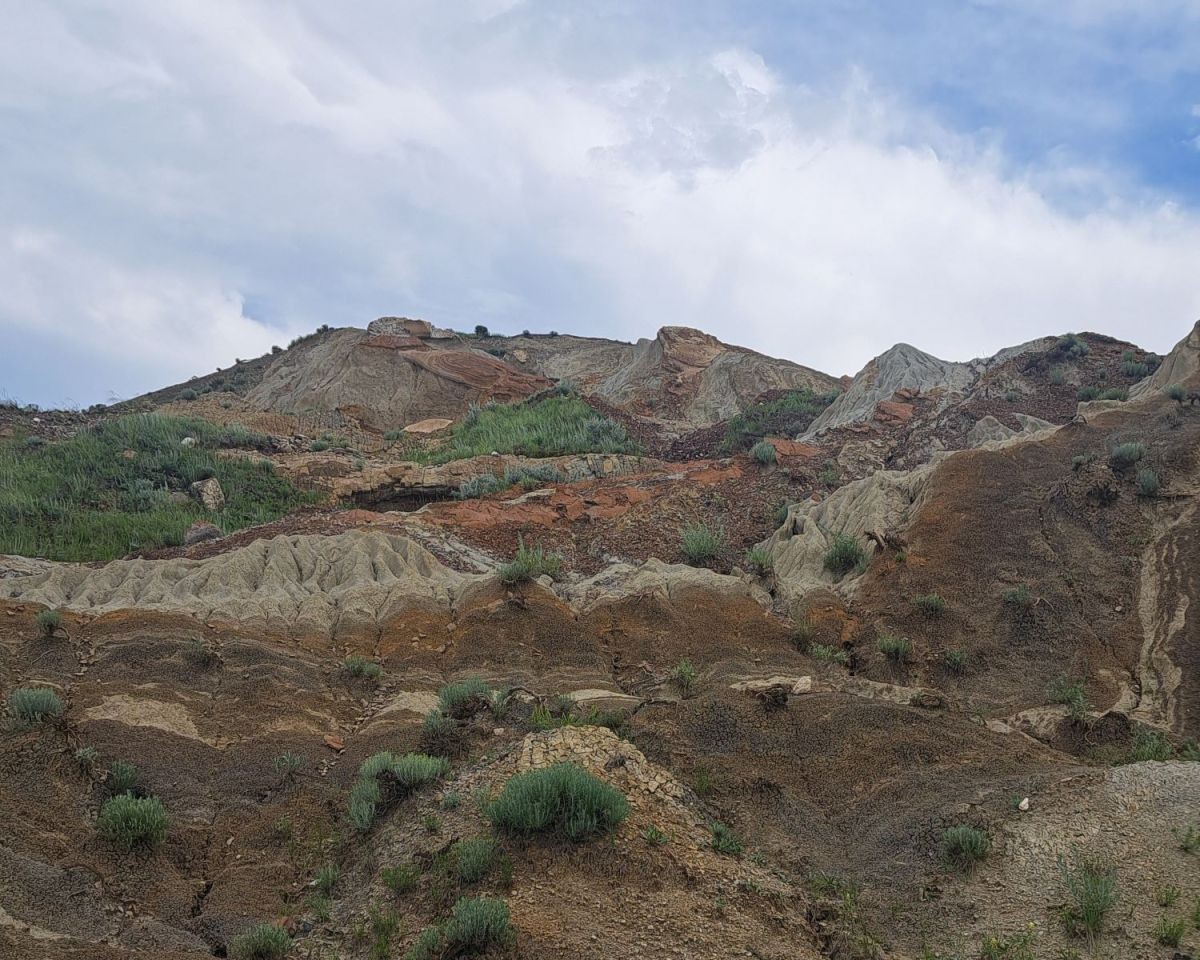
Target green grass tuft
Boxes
[5,686,63,727]
[721,389,837,452]
[912,593,945,617]
[823,533,865,576]
[877,636,911,663]
[229,923,291,960]
[498,539,563,584]
[342,655,383,682]
[710,822,743,855]
[749,441,777,465]
[35,608,62,637]
[97,793,168,851]
[679,522,724,566]
[452,837,499,884]
[1058,851,1117,943]
[941,825,990,871]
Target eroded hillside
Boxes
[2,319,1199,960]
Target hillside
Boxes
[2,318,1199,960]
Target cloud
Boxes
[1,1,1198,406]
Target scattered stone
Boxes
[189,477,225,512]
[180,436,197,448]
[183,521,222,546]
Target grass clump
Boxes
[35,608,62,638]
[313,863,338,895]
[423,394,639,463]
[272,751,304,781]
[97,794,168,851]
[438,676,493,718]
[943,649,969,674]
[5,686,63,728]
[679,522,724,566]
[0,414,315,561]
[1136,467,1160,497]
[744,546,773,575]
[670,659,698,698]
[1109,442,1145,468]
[1154,914,1186,947]
[348,752,449,833]
[107,759,139,796]
[456,474,504,499]
[710,822,743,855]
[941,825,990,871]
[75,745,100,772]
[452,837,499,884]
[1048,676,1090,726]
[1058,851,1117,943]
[749,440,777,465]
[642,825,669,846]
[1127,727,1174,762]
[498,539,563,584]
[487,762,629,841]
[1000,584,1033,612]
[721,389,837,452]
[877,636,911,664]
[810,643,850,667]
[1077,385,1100,401]
[420,709,467,759]
[406,896,514,960]
[229,923,291,960]
[381,862,420,897]
[1052,333,1091,360]
[1166,384,1186,402]
[912,593,945,617]
[978,929,1036,960]
[342,655,383,683]
[1098,387,1129,401]
[823,533,865,576]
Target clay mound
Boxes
[1131,318,1200,399]
[245,329,550,430]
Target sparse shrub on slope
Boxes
[0,414,316,561]
[35,608,62,638]
[438,676,493,718]
[1058,851,1117,943]
[487,762,628,840]
[348,752,449,833]
[498,539,563,584]
[406,896,514,960]
[342,655,383,683]
[823,533,865,576]
[423,394,639,463]
[5,686,63,728]
[749,440,777,465]
[1109,441,1145,468]
[680,523,723,566]
[97,794,168,851]
[720,389,837,452]
[230,923,291,960]
[941,825,990,871]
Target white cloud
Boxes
[1,1,1199,405]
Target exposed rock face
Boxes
[182,521,222,546]
[1131,318,1200,399]
[367,316,435,338]
[802,339,1045,438]
[965,413,1053,448]
[245,329,552,430]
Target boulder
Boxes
[188,477,225,512]
[183,521,222,546]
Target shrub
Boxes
[1098,387,1128,401]
[487,762,629,840]
[309,439,330,452]
[498,539,563,584]
[453,837,499,884]
[1048,366,1066,385]
[818,459,841,487]
[1119,359,1150,378]
[912,593,945,617]
[773,500,793,526]
[1136,468,1160,497]
[184,639,218,668]
[943,649,968,674]
[1077,386,1100,401]
[691,766,714,797]
[474,324,489,337]
[749,441,777,465]
[272,752,304,781]
[229,923,291,960]
[1175,823,1199,853]
[5,686,64,727]
[35,608,62,637]
[679,523,723,566]
[1166,384,1186,402]
[877,636,911,664]
[422,813,441,833]
[1156,884,1180,908]
[1052,333,1091,360]
[744,546,773,575]
[179,388,198,402]
[382,862,420,897]
[438,677,492,718]
[342,655,383,683]
[108,759,139,796]
[710,822,743,855]
[441,791,462,810]
[1071,452,1095,470]
[97,794,168,851]
[1058,851,1117,943]
[457,474,505,499]
[348,752,449,832]
[941,825,990,871]
[670,659,698,698]
[721,388,836,452]
[314,863,338,895]
[978,930,1036,960]
[823,533,865,576]
[1154,915,1185,948]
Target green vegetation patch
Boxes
[423,394,639,463]
[0,414,317,561]
[97,794,168,851]
[5,686,64,728]
[487,762,629,841]
[721,389,837,452]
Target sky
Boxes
[2,1,1200,407]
